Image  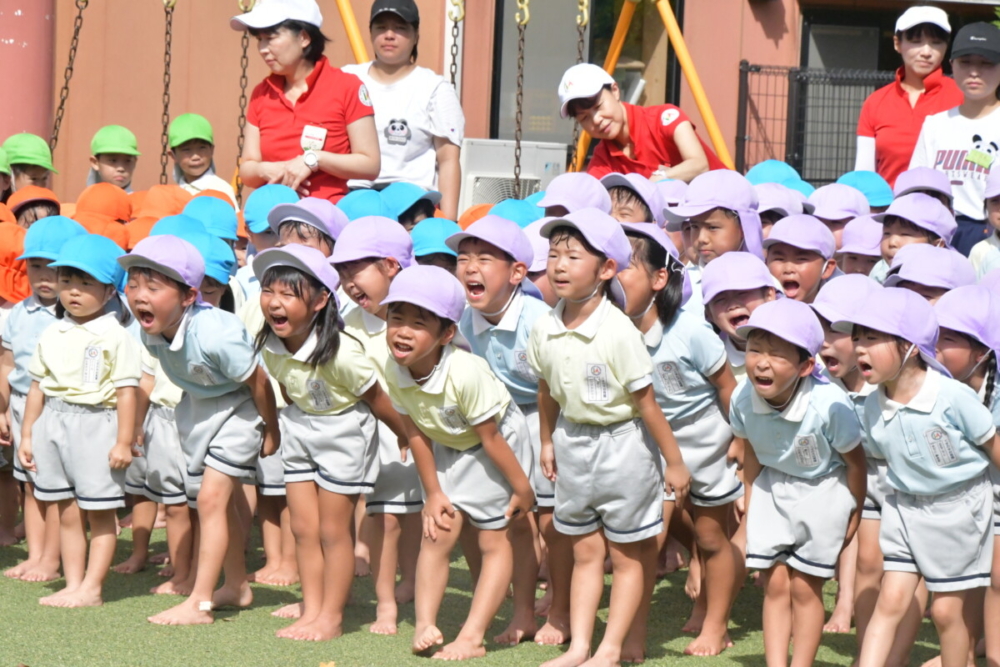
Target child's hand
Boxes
[665,463,691,503]
[422,492,455,542]
[540,442,557,481]
[260,429,280,458]
[132,430,145,458]
[18,437,35,472]
[506,487,535,521]
[0,412,10,447]
[397,436,409,462]
[109,443,133,469]
[727,438,744,469]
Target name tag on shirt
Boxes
[514,350,537,382]
[188,363,214,386]
[924,427,959,467]
[300,125,327,151]
[584,363,611,404]
[307,379,333,412]
[82,346,102,386]
[439,405,469,433]
[656,362,686,394]
[793,434,821,468]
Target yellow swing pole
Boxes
[334,0,370,64]
[654,0,734,169]
[571,0,638,173]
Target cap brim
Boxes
[662,203,715,232]
[118,254,193,288]
[599,174,632,191]
[380,292,455,322]
[15,250,58,262]
[837,244,881,257]
[559,83,605,119]
[170,133,214,149]
[951,47,1000,62]
[252,248,339,293]
[230,6,288,31]
[894,185,953,202]
[267,203,324,235]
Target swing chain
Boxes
[235,0,256,206]
[447,0,464,87]
[569,0,589,169]
[160,1,175,185]
[51,0,89,152]
[513,0,529,199]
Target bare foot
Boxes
[579,654,621,667]
[112,554,148,574]
[823,608,853,633]
[253,566,299,587]
[289,618,343,642]
[14,521,25,540]
[539,645,590,667]
[272,602,304,619]
[535,616,571,646]
[494,613,537,646]
[119,512,133,528]
[432,637,486,661]
[39,586,78,606]
[354,555,370,578]
[4,559,35,579]
[682,605,706,634]
[158,564,175,578]
[149,551,170,565]
[661,536,688,576]
[535,587,553,617]
[275,615,318,640]
[148,599,214,626]
[0,530,18,547]
[247,562,277,583]
[412,624,445,655]
[394,579,415,605]
[684,628,733,656]
[684,557,702,600]
[45,588,103,608]
[20,564,60,582]
[154,512,168,529]
[370,601,398,635]
[150,579,192,596]
[212,582,253,609]
[622,635,646,663]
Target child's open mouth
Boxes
[466,282,486,299]
[821,355,840,372]
[729,314,750,329]
[136,309,155,327]
[858,361,873,376]
[270,316,288,327]
[753,375,774,388]
[392,342,413,359]
[782,280,800,296]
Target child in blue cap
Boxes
[380,182,441,231]
[19,234,142,608]
[236,183,299,300]
[412,217,461,273]
[0,216,86,582]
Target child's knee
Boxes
[693,522,729,554]
[789,572,823,604]
[929,594,965,628]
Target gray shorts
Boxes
[433,403,532,530]
[32,398,127,511]
[254,448,286,497]
[991,466,1000,536]
[862,457,892,521]
[9,391,30,483]
[124,439,148,497]
[520,403,554,508]
[176,386,264,508]
[881,473,993,592]
[746,466,855,579]
[137,404,188,505]
[280,402,379,496]
[366,417,423,515]
[553,416,665,544]
[673,404,743,507]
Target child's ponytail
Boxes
[983,352,997,410]
[254,265,342,368]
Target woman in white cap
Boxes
[232,0,381,203]
[855,6,961,186]
[342,0,465,220]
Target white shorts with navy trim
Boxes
[881,473,993,592]
[365,417,423,515]
[137,404,188,505]
[520,402,554,508]
[9,391,31,483]
[672,404,743,507]
[862,457,892,521]
[746,466,854,578]
[991,466,1000,536]
[253,448,286,497]
[553,416,665,543]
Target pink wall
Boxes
[679,0,801,161]
[0,0,55,138]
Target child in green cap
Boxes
[1,133,56,192]
[88,125,140,192]
[169,114,236,205]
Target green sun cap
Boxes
[91,124,141,157]
[2,133,57,173]
[169,113,215,149]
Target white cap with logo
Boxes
[231,0,323,31]
[557,64,616,119]
[895,6,950,34]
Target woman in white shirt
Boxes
[343,0,465,219]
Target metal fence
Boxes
[735,61,896,184]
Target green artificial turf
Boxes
[0,526,943,667]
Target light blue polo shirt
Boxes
[863,369,994,495]
[645,310,726,421]
[825,374,879,458]
[1,296,57,395]
[142,303,257,399]
[234,262,260,301]
[459,287,549,406]
[730,375,861,479]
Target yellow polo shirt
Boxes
[29,312,142,408]
[384,345,512,451]
[527,297,653,425]
[141,348,183,409]
[237,295,287,410]
[343,307,389,380]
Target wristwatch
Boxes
[303,149,319,171]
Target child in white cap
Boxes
[381,264,534,660]
[731,298,866,667]
[330,216,422,635]
[763,214,841,303]
[807,183,871,250]
[252,244,406,641]
[536,172,612,218]
[447,215,557,646]
[838,288,1000,667]
[528,208,690,666]
[837,215,883,276]
[617,222,741,657]
[600,172,665,226]
[883,243,975,303]
[19,235,142,608]
[869,192,957,283]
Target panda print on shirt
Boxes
[384,119,412,146]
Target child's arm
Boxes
[740,439,761,513]
[633,384,691,500]
[841,445,867,547]
[17,381,44,472]
[360,382,410,461]
[0,347,13,445]
[982,432,1000,471]
[537,379,560,482]
[109,387,137,469]
[472,418,534,520]
[244,364,280,457]
[660,122,710,182]
[133,372,154,455]
[402,414,452,541]
[708,364,738,417]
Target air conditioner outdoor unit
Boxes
[458,138,568,213]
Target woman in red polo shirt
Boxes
[232,0,380,202]
[855,6,962,186]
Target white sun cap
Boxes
[231,0,323,31]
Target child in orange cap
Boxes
[73,183,132,249]
[125,185,193,250]
[169,114,237,206]
[88,125,140,192]
[7,186,60,229]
